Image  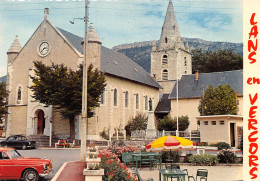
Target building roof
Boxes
[169,69,243,99]
[155,94,171,113]
[58,28,162,89]
[7,36,22,53]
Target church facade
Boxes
[6,10,161,139]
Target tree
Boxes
[198,85,237,116]
[125,113,148,136]
[158,115,189,131]
[0,82,8,124]
[30,61,106,139]
[192,49,243,73]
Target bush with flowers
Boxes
[107,145,140,162]
[98,149,137,181]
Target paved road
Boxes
[19,148,81,181]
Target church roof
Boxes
[169,69,243,99]
[7,36,22,53]
[155,94,171,113]
[58,28,161,89]
[158,0,184,49]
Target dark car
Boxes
[0,135,36,150]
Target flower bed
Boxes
[98,148,138,181]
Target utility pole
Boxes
[80,0,88,162]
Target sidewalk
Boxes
[52,161,86,181]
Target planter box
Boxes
[83,168,104,181]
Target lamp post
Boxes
[176,50,179,137]
[80,0,89,162]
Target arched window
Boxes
[162,54,168,65]
[136,93,139,109]
[184,71,187,74]
[17,86,22,104]
[114,88,117,106]
[165,38,168,43]
[184,57,187,66]
[125,91,129,108]
[162,69,168,80]
[145,96,148,110]
[100,90,105,104]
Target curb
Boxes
[37,147,81,150]
[51,161,69,181]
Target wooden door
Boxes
[37,110,44,135]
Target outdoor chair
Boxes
[132,168,154,181]
[189,169,208,181]
[122,152,133,166]
[165,163,180,170]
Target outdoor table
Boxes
[159,169,186,181]
[132,153,162,169]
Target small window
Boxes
[100,91,105,105]
[184,71,187,74]
[184,57,187,66]
[204,121,208,125]
[165,38,168,43]
[145,96,148,110]
[173,26,175,31]
[162,54,168,65]
[125,91,129,108]
[17,86,22,104]
[220,120,225,125]
[162,69,168,80]
[212,121,216,125]
[114,88,117,106]
[136,93,139,109]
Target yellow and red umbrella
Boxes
[146,135,196,152]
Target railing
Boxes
[109,130,126,140]
[131,130,200,142]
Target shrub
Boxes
[158,115,189,131]
[125,113,148,136]
[161,151,181,163]
[217,142,231,150]
[100,128,109,140]
[217,150,236,163]
[98,149,136,181]
[188,154,219,165]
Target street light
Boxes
[80,0,89,162]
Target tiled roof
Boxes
[58,28,161,89]
[169,69,243,99]
[155,94,171,113]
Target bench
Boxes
[122,152,133,166]
[55,140,70,148]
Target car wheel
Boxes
[22,144,27,150]
[23,169,39,181]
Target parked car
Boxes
[0,135,36,150]
[0,147,53,181]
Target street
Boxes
[19,148,81,181]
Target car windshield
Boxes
[8,150,22,159]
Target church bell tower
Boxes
[151,0,192,93]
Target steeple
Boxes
[88,23,102,44]
[7,35,22,63]
[158,0,184,50]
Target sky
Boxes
[0,0,242,77]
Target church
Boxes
[5,0,243,142]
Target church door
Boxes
[37,110,45,135]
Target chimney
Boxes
[195,70,199,80]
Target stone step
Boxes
[27,135,58,147]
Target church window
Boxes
[145,96,148,110]
[184,71,187,74]
[165,38,168,43]
[184,57,187,66]
[162,54,168,65]
[162,69,168,80]
[136,93,139,109]
[173,26,175,31]
[114,88,117,106]
[17,86,22,104]
[100,90,105,105]
[125,91,129,108]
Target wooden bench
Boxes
[55,140,70,148]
